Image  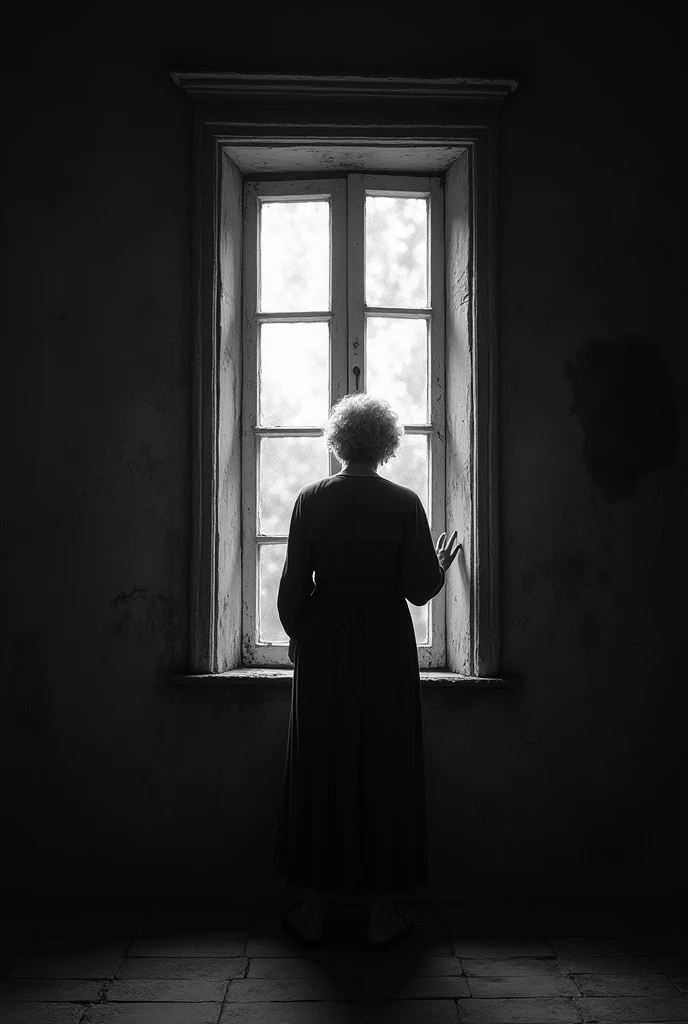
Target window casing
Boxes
[172,72,517,678]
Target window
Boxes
[241,175,445,667]
[172,73,517,678]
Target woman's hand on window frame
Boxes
[435,531,461,572]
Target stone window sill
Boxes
[171,669,520,690]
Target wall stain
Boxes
[564,334,677,503]
[110,586,183,674]
[83,440,165,504]
[516,727,545,757]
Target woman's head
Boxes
[324,393,404,466]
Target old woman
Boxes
[274,393,460,949]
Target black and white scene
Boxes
[1,2,686,1022]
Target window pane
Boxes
[258,543,289,644]
[366,317,429,425]
[259,199,330,312]
[259,322,329,427]
[378,433,429,517]
[408,601,429,646]
[365,195,428,308]
[258,436,329,536]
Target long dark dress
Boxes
[273,472,444,896]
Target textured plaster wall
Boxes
[2,2,685,903]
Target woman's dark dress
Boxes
[273,473,444,895]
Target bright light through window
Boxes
[243,177,444,663]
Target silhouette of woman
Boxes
[273,393,460,949]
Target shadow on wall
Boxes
[565,334,678,503]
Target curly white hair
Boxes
[324,393,404,465]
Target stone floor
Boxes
[0,901,686,1023]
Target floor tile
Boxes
[225,977,355,1001]
[574,995,688,1021]
[462,956,567,976]
[83,1004,221,1023]
[353,1001,458,1023]
[456,996,581,1022]
[245,936,338,957]
[354,974,469,999]
[127,938,245,958]
[106,979,226,1001]
[353,954,463,978]
[0,1005,85,1023]
[28,940,129,959]
[9,957,123,979]
[573,973,680,996]
[35,916,149,938]
[150,902,252,919]
[452,939,555,958]
[144,916,251,937]
[560,955,663,974]
[466,975,579,997]
[550,938,667,957]
[539,920,642,938]
[1,902,682,1024]
[0,978,103,1001]
[220,1002,351,1023]
[116,956,247,980]
[247,955,353,979]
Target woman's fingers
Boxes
[436,532,446,551]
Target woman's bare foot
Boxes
[365,898,409,944]
[287,892,323,941]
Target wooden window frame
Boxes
[171,72,518,677]
[242,173,446,668]
[241,177,347,666]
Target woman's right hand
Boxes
[435,531,461,572]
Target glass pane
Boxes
[258,436,329,536]
[408,601,429,646]
[259,322,329,427]
[259,199,330,312]
[366,317,429,425]
[365,194,428,308]
[258,543,289,644]
[378,433,429,517]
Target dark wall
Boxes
[3,2,686,903]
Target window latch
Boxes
[352,365,361,391]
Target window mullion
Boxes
[241,182,260,666]
[429,175,446,668]
[346,174,365,395]
[330,181,348,474]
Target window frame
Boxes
[241,173,446,667]
[172,72,517,678]
[241,177,347,665]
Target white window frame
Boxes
[241,173,446,667]
[171,72,517,679]
[241,178,347,666]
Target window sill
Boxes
[171,669,520,689]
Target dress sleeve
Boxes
[400,492,445,606]
[277,490,315,639]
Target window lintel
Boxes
[171,71,518,103]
